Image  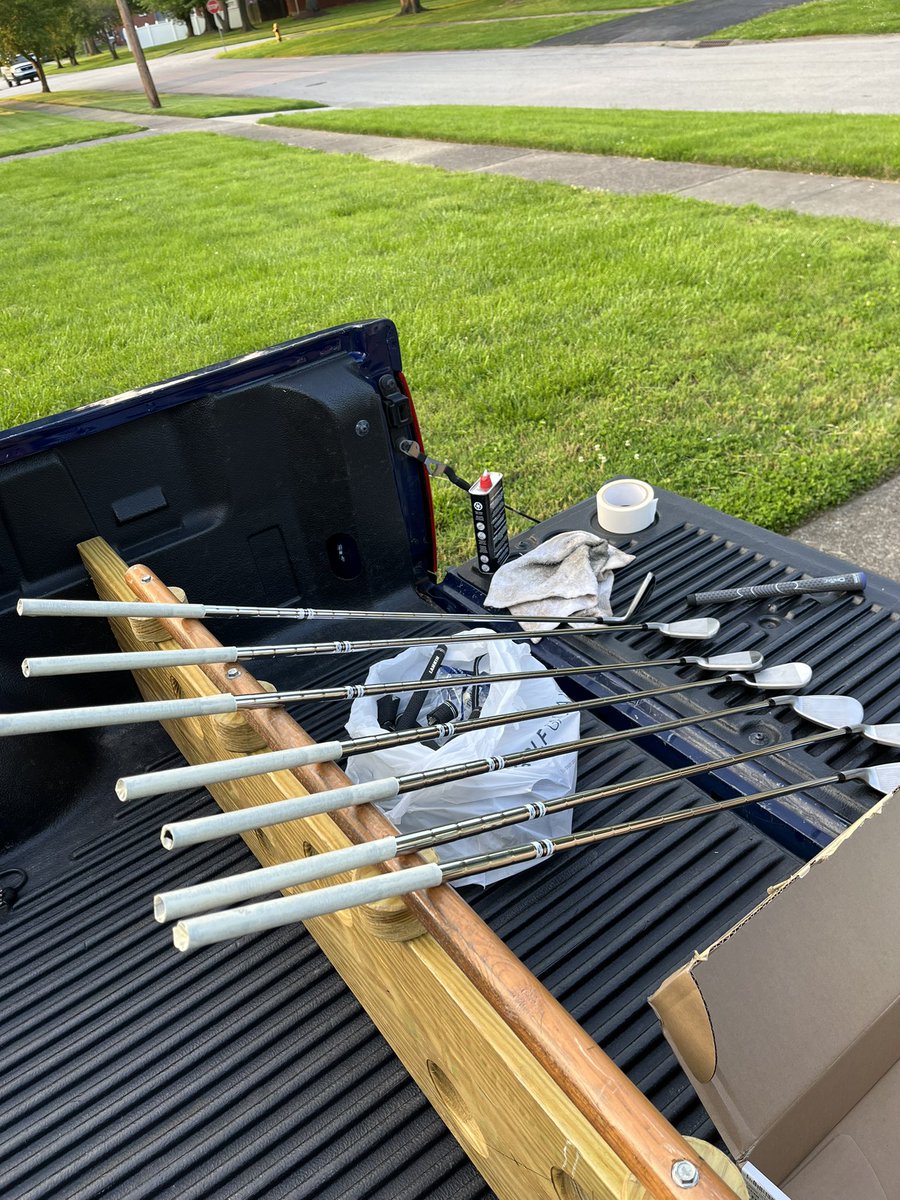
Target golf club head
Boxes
[652,618,720,641]
[845,763,900,795]
[605,572,656,623]
[862,724,900,748]
[789,694,865,729]
[738,662,812,690]
[692,652,764,672]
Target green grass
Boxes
[225,11,613,54]
[708,0,900,40]
[0,109,143,156]
[37,14,322,76]
[262,104,900,180]
[4,91,324,119]
[1,135,898,561]
[42,0,674,74]
[223,0,685,57]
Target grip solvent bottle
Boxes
[469,470,510,575]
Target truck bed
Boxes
[1,321,897,1198]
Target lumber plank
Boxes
[78,537,741,1200]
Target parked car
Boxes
[2,55,39,87]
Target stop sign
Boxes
[206,0,222,12]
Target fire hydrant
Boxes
[272,21,282,41]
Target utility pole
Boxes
[115,0,161,109]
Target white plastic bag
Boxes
[345,631,579,887]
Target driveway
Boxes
[26,35,900,115]
[543,0,817,45]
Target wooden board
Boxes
[79,537,740,1200]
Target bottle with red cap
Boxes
[468,469,510,576]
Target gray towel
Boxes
[485,531,635,631]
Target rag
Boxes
[484,531,634,631]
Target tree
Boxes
[0,0,67,92]
[156,0,199,37]
[234,0,254,31]
[398,0,424,12]
[114,0,160,106]
[79,0,135,55]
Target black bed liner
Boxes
[2,321,898,1198]
[2,623,805,1200]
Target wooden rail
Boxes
[79,536,744,1200]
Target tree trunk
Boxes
[183,18,196,37]
[67,45,79,66]
[54,51,63,67]
[29,57,51,93]
[306,0,320,12]
[202,7,218,33]
[218,3,233,30]
[109,35,119,56]
[236,0,255,31]
[398,0,424,13]
[115,0,161,107]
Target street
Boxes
[24,34,900,114]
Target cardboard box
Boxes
[649,792,900,1200]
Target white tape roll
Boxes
[596,479,657,534]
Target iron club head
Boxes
[844,763,900,794]
[786,694,865,729]
[687,652,764,672]
[731,662,813,690]
[648,618,720,641]
[861,724,900,748]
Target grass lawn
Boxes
[223,0,682,57]
[4,91,325,119]
[708,0,900,40]
[0,109,143,156]
[42,0,679,74]
[262,105,900,181]
[36,14,324,75]
[1,135,897,562]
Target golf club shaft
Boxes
[120,674,753,801]
[170,770,853,949]
[23,620,716,678]
[19,597,651,626]
[0,653,732,738]
[161,722,848,851]
[157,695,805,918]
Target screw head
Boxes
[672,1160,700,1189]
[140,574,152,583]
[226,668,241,678]
[355,419,370,437]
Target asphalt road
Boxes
[543,0,813,45]
[22,35,900,114]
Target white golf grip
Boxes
[155,834,399,921]
[160,776,402,849]
[172,861,444,950]
[17,598,208,619]
[118,740,345,801]
[0,692,238,737]
[23,646,240,677]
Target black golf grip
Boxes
[687,572,866,606]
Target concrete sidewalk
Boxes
[6,102,898,576]
[791,476,900,582]
[7,103,900,227]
